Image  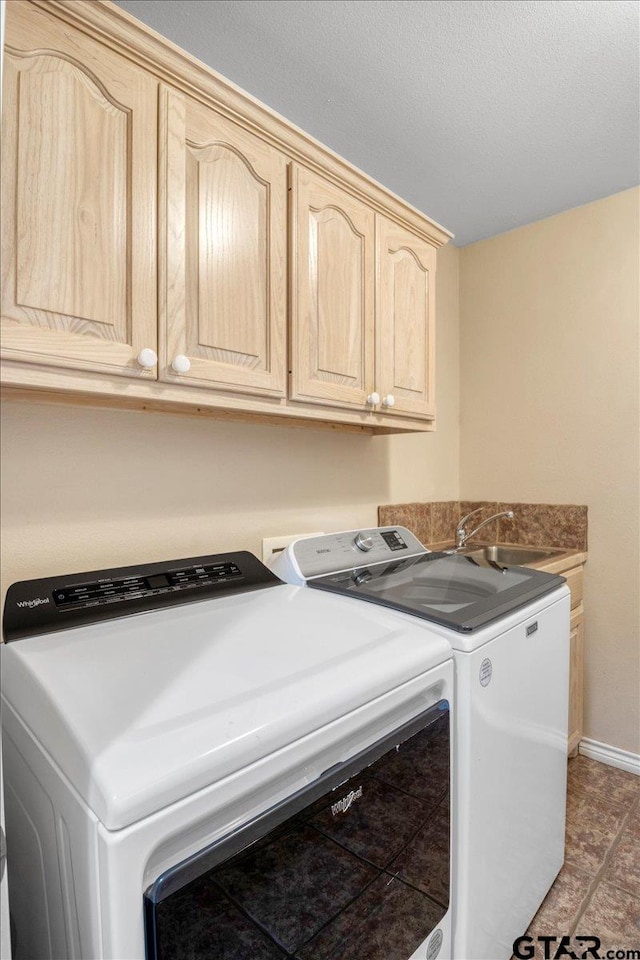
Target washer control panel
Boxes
[292,526,427,579]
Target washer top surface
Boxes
[273,527,567,642]
[2,566,451,831]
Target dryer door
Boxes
[144,701,450,960]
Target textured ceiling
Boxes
[115,0,640,245]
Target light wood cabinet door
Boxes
[159,86,287,397]
[1,2,157,378]
[376,216,436,419]
[290,165,375,409]
[568,606,584,757]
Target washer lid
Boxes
[309,552,566,634]
[1,584,451,830]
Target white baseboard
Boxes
[579,737,640,776]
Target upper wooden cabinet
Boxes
[376,216,436,419]
[1,0,451,433]
[290,174,436,421]
[159,85,287,398]
[0,2,158,378]
[290,165,375,410]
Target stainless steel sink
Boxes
[461,544,565,565]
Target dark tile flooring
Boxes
[515,755,640,959]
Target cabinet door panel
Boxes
[160,86,286,397]
[16,60,127,328]
[377,216,436,419]
[1,3,157,377]
[568,609,584,756]
[290,166,374,408]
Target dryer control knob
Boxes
[354,532,375,552]
[171,354,191,374]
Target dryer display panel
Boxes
[3,551,280,641]
[144,702,450,960]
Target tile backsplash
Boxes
[378,501,588,551]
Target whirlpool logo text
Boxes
[331,785,363,816]
[16,597,50,609]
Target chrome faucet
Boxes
[455,507,515,549]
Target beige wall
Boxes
[459,187,640,754]
[0,244,460,606]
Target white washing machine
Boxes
[272,526,571,960]
[2,549,454,960]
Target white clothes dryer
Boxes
[272,526,571,960]
[2,550,454,960]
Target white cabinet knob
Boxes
[367,392,381,406]
[382,394,396,408]
[136,348,157,369]
[171,355,191,374]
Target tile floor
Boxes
[518,755,640,958]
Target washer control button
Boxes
[354,532,375,552]
[353,569,373,585]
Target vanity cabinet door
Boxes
[568,607,584,757]
[376,216,436,420]
[290,165,375,410]
[159,86,287,397]
[1,2,157,378]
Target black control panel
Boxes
[380,529,409,551]
[52,561,242,609]
[3,552,282,642]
